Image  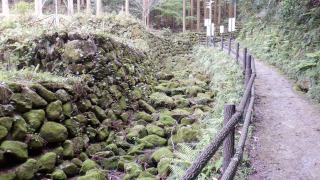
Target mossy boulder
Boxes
[63,140,74,158]
[124,162,142,179]
[128,143,145,155]
[0,126,8,140]
[173,96,190,108]
[158,114,176,127]
[56,89,70,103]
[194,93,213,104]
[157,159,171,176]
[64,119,81,138]
[37,152,57,173]
[71,158,83,168]
[100,156,120,170]
[146,124,165,137]
[171,109,191,121]
[62,102,73,118]
[11,93,32,113]
[86,144,102,156]
[138,100,156,114]
[15,158,38,180]
[52,169,67,180]
[73,114,88,124]
[149,92,175,108]
[186,86,204,97]
[91,105,107,120]
[134,112,153,122]
[86,112,100,127]
[26,133,45,149]
[0,141,28,162]
[85,126,97,141]
[46,100,63,121]
[39,122,68,143]
[11,116,27,141]
[0,117,13,131]
[138,135,167,147]
[151,147,173,163]
[78,169,107,180]
[72,137,84,155]
[171,126,198,144]
[0,172,16,180]
[63,40,97,63]
[58,161,79,177]
[80,159,99,173]
[32,84,57,102]
[109,85,122,100]
[21,87,47,108]
[22,109,45,132]
[181,117,195,126]
[0,104,14,117]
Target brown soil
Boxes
[248,60,320,180]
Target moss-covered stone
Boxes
[55,89,70,103]
[37,152,57,173]
[171,126,198,144]
[85,126,97,141]
[73,114,88,124]
[64,119,81,138]
[11,116,27,141]
[173,96,190,108]
[78,169,107,180]
[0,117,13,131]
[21,87,47,108]
[157,158,170,176]
[11,93,32,113]
[131,87,142,100]
[63,140,74,158]
[138,135,167,147]
[151,147,173,163]
[0,104,14,117]
[72,137,84,155]
[146,167,158,175]
[186,86,204,97]
[86,112,100,127]
[86,144,102,156]
[171,109,191,121]
[39,122,68,143]
[91,105,107,120]
[80,159,99,173]
[180,117,195,125]
[97,126,109,141]
[104,143,118,155]
[27,133,45,149]
[127,144,145,155]
[32,84,57,102]
[62,102,73,118]
[134,112,153,122]
[52,169,67,180]
[138,100,156,114]
[109,85,122,100]
[158,114,176,127]
[100,156,120,170]
[46,100,63,121]
[124,162,142,179]
[58,161,79,177]
[149,92,175,108]
[79,152,89,162]
[0,125,8,140]
[22,109,45,132]
[0,172,16,180]
[71,158,83,168]
[53,146,64,164]
[0,141,28,162]
[15,158,38,180]
[137,172,156,179]
[146,124,165,137]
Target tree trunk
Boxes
[77,0,81,12]
[68,0,74,15]
[35,0,39,14]
[125,0,129,15]
[86,0,91,14]
[197,0,200,32]
[58,0,61,12]
[190,0,194,30]
[38,0,43,15]
[183,0,186,32]
[214,0,218,26]
[204,0,208,19]
[96,0,102,15]
[218,0,221,24]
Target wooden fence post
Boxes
[206,36,209,46]
[243,48,247,71]
[223,104,236,173]
[228,38,231,55]
[213,35,216,47]
[221,34,224,51]
[244,55,252,87]
[236,42,239,63]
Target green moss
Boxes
[138,100,156,114]
[138,135,167,147]
[158,114,176,127]
[58,161,79,177]
[151,147,173,163]
[11,116,27,141]
[171,109,191,121]
[46,100,63,121]
[11,93,32,113]
[23,109,45,132]
[0,141,28,161]
[0,172,16,180]
[0,117,13,131]
[146,124,165,137]
[80,159,99,173]
[149,92,175,108]
[15,158,38,180]
[63,140,74,158]
[78,169,107,180]
[37,152,57,173]
[91,105,107,121]
[32,84,57,102]
[171,126,198,144]
[62,102,73,118]
[0,126,8,140]
[39,122,68,143]
[134,112,153,122]
[56,89,70,103]
[21,87,47,108]
[52,169,67,180]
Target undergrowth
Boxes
[166,46,243,179]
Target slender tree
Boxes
[87,0,91,14]
[125,0,129,15]
[133,0,165,27]
[190,0,194,30]
[77,0,81,12]
[197,0,200,32]
[183,0,186,32]
[68,0,74,15]
[96,0,102,15]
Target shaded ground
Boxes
[248,60,320,180]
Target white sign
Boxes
[228,18,236,32]
[204,19,210,26]
[206,24,215,36]
[220,26,224,34]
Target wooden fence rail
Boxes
[182,35,256,180]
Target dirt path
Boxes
[248,60,320,180]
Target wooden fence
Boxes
[181,35,256,180]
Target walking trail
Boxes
[248,60,320,180]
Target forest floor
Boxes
[247,60,320,180]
